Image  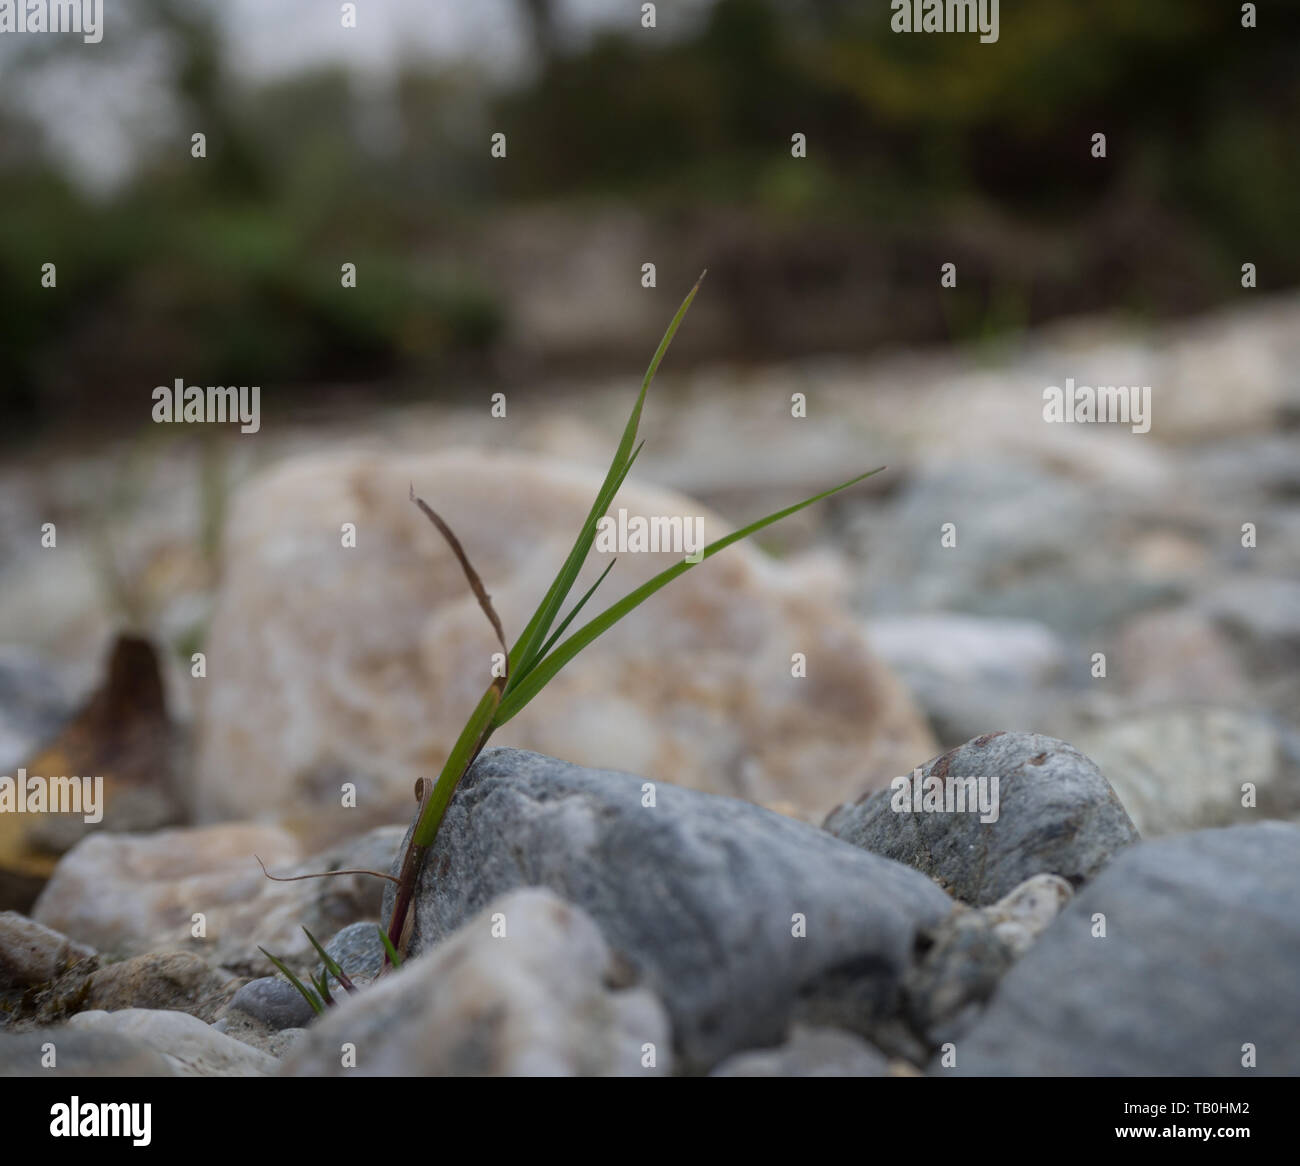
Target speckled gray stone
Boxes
[382,747,954,1072]
[320,920,386,989]
[228,976,316,1030]
[825,732,1139,905]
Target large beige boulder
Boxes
[194,449,933,821]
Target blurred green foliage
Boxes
[1,0,1295,437]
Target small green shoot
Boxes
[302,926,358,994]
[383,272,886,959]
[258,946,325,1016]
[377,926,404,970]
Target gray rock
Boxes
[0,1028,175,1076]
[67,1009,278,1076]
[382,748,954,1071]
[1204,576,1300,646]
[320,920,386,990]
[1202,578,1300,715]
[0,912,94,988]
[710,1025,889,1077]
[1077,708,1293,835]
[282,888,671,1077]
[1113,607,1252,709]
[903,874,1073,1048]
[935,822,1300,1076]
[866,614,1067,690]
[825,732,1139,905]
[228,976,318,1030]
[860,463,1183,637]
[864,614,1069,746]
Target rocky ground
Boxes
[1,294,1298,1075]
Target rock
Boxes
[33,823,404,973]
[382,748,954,1071]
[211,1011,306,1059]
[1203,577,1300,663]
[902,875,1073,1048]
[67,1009,278,1076]
[825,732,1139,906]
[1113,607,1252,708]
[195,449,935,823]
[982,873,1075,956]
[281,888,671,1077]
[0,912,94,988]
[936,823,1300,1075]
[319,920,386,990]
[709,1025,889,1077]
[858,462,1184,638]
[864,614,1068,745]
[0,1028,174,1076]
[1077,708,1291,835]
[79,952,240,1022]
[227,976,317,1031]
[866,614,1067,690]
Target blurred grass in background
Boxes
[1,0,1296,440]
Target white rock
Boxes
[67,1009,278,1076]
[280,887,670,1076]
[195,449,935,821]
[865,613,1066,687]
[1078,708,1283,835]
[33,823,403,971]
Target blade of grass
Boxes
[311,972,334,1007]
[507,272,705,687]
[534,557,617,664]
[492,466,886,727]
[259,946,324,1016]
[303,926,357,994]
[377,925,404,969]
[505,440,644,690]
[410,682,501,848]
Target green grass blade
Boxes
[302,927,344,980]
[258,946,324,1016]
[377,925,404,969]
[411,681,501,847]
[534,557,617,664]
[507,440,644,690]
[492,466,885,727]
[506,273,705,687]
[311,972,334,1006]
[302,925,357,993]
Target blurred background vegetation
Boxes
[1,0,1296,442]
